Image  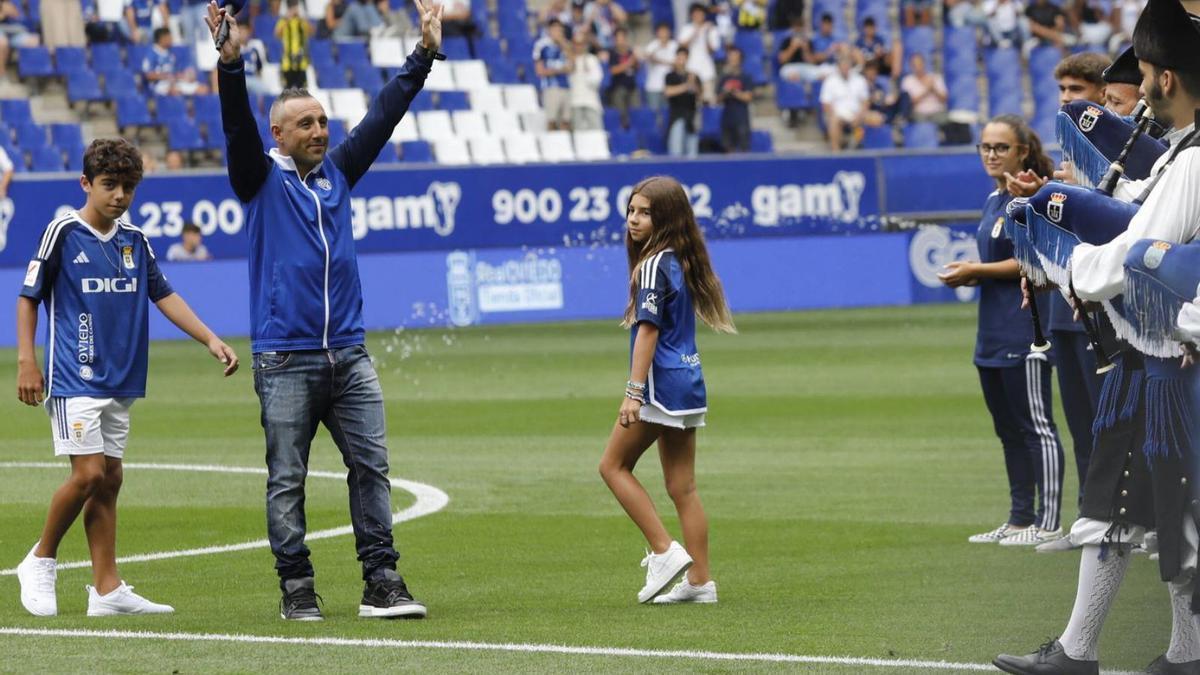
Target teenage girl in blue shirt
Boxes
[939,115,1067,546]
[598,176,736,605]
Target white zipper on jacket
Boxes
[295,169,330,349]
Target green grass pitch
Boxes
[0,304,1164,672]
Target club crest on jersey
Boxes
[1080,106,1103,132]
[1047,192,1067,223]
[641,291,659,315]
[79,365,93,381]
[1144,240,1172,269]
[316,177,333,191]
[991,217,1004,239]
[121,245,135,269]
[71,421,84,443]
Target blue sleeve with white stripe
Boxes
[635,252,673,328]
[144,238,174,302]
[18,220,68,303]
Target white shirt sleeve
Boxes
[1111,175,1144,202]
[1178,301,1200,343]
[1071,148,1200,300]
[0,146,12,174]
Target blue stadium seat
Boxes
[372,142,398,165]
[476,36,504,61]
[610,128,638,155]
[50,123,84,153]
[337,41,370,67]
[66,149,83,172]
[350,63,383,95]
[193,94,222,134]
[127,44,152,71]
[943,26,978,54]
[257,116,275,148]
[1033,115,1056,145]
[902,26,935,56]
[488,59,520,84]
[1029,44,1064,84]
[309,39,335,67]
[170,46,196,71]
[984,47,1021,81]
[253,14,276,40]
[116,95,154,130]
[400,140,433,162]
[104,69,140,99]
[55,47,88,76]
[638,130,666,154]
[903,122,939,149]
[603,108,623,131]
[948,77,980,111]
[30,145,65,172]
[774,79,808,110]
[0,99,32,125]
[438,90,470,111]
[91,43,123,75]
[155,95,189,125]
[498,13,531,44]
[649,0,673,29]
[629,107,661,135]
[1,141,25,172]
[749,129,773,153]
[315,64,349,88]
[989,88,1023,116]
[861,125,895,149]
[327,118,347,147]
[167,119,205,152]
[442,36,472,61]
[262,36,282,63]
[17,47,54,79]
[16,123,46,149]
[67,71,106,105]
[699,105,721,139]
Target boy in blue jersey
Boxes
[533,19,571,130]
[14,138,239,617]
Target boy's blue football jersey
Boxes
[631,249,707,414]
[19,212,175,398]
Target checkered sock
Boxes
[1059,544,1131,661]
[1168,578,1200,663]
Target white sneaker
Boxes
[16,543,57,617]
[637,541,692,604]
[1036,536,1081,553]
[968,523,1024,543]
[652,579,717,604]
[87,582,175,616]
[1000,526,1063,547]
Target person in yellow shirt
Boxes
[275,0,310,88]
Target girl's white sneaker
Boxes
[637,541,693,603]
[652,579,718,604]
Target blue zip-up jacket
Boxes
[217,49,433,353]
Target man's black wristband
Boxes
[415,44,447,61]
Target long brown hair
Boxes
[621,176,736,333]
[988,114,1055,189]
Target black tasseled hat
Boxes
[1103,46,1142,85]
[1132,0,1200,72]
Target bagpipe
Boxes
[1005,99,1167,372]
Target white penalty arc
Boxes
[0,462,449,576]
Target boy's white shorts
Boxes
[45,397,134,459]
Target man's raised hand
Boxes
[205,1,242,64]
[414,0,444,52]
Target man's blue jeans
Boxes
[253,345,399,582]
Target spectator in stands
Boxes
[238,17,269,97]
[717,46,753,153]
[539,0,572,27]
[899,52,946,123]
[607,27,639,128]
[566,1,590,42]
[167,223,212,261]
[140,149,160,174]
[535,19,572,129]
[335,0,385,39]
[853,16,899,79]
[276,0,310,89]
[677,3,720,103]
[710,0,736,44]
[732,0,766,31]
[178,0,210,61]
[0,0,40,81]
[40,0,87,51]
[641,21,677,111]
[664,46,700,156]
[319,0,348,39]
[82,0,128,43]
[144,27,210,95]
[768,0,803,30]
[584,0,627,52]
[124,0,167,43]
[570,32,603,130]
[984,0,1025,48]
[809,13,844,67]
[1025,0,1074,48]
[863,60,908,127]
[1107,0,1144,53]
[1070,0,1110,49]
[902,0,933,27]
[1053,51,1107,107]
[945,0,988,28]
[439,0,476,55]
[819,55,869,152]
[165,150,185,170]
[0,144,12,199]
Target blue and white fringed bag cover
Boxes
[1056,100,1168,188]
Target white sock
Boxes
[1059,544,1131,660]
[1168,578,1200,663]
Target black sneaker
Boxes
[280,577,324,621]
[993,639,1098,675]
[359,569,427,619]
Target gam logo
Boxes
[351,182,461,240]
[750,171,867,226]
[82,277,139,294]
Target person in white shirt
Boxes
[676,3,720,102]
[166,223,212,262]
[819,56,869,152]
[641,22,677,111]
[984,0,1026,47]
[0,144,13,200]
[569,33,603,130]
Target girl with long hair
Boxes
[939,115,1067,547]
[598,175,735,604]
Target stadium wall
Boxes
[0,152,988,346]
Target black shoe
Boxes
[359,569,427,619]
[993,639,1098,675]
[280,577,324,621]
[1147,654,1200,675]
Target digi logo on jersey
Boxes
[351,182,461,240]
[77,313,95,367]
[81,277,139,294]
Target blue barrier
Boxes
[0,226,980,348]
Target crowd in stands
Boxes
[0,0,1154,170]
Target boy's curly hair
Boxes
[82,138,144,186]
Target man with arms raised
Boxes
[205,0,444,621]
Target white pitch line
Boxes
[0,627,998,670]
[0,462,449,576]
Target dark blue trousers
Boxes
[1051,330,1102,503]
[978,355,1066,531]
